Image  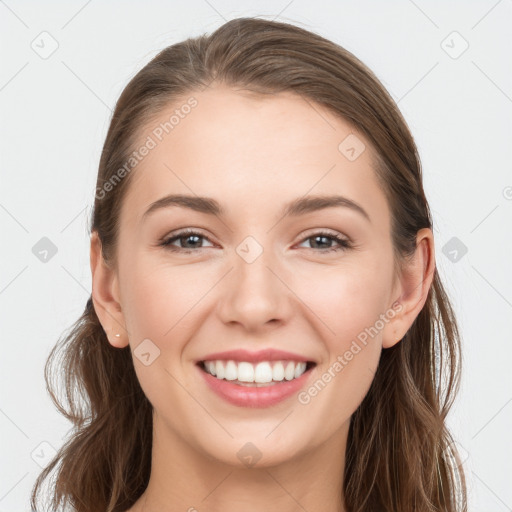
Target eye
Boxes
[159,229,352,254]
[296,231,352,253]
[159,229,214,253]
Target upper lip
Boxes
[198,349,315,364]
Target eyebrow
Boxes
[142,193,371,223]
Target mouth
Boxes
[195,359,317,408]
[197,359,317,386]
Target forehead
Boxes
[120,85,389,229]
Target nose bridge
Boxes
[219,233,289,328]
[235,233,279,299]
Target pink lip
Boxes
[196,363,316,408]
[198,348,314,364]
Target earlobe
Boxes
[90,231,129,348]
[382,228,435,349]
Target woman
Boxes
[31,16,467,512]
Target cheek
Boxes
[120,257,214,346]
[291,262,390,423]
[293,260,391,346]
[119,260,206,406]
[122,274,170,342]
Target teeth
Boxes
[207,361,216,376]
[285,361,295,380]
[215,360,225,379]
[224,360,237,381]
[254,362,273,383]
[202,360,309,384]
[272,362,285,381]
[238,362,255,382]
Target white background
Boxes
[1,1,511,510]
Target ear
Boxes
[90,231,129,348]
[382,227,436,349]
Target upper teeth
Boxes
[203,360,308,383]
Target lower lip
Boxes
[196,363,315,408]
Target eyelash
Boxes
[159,228,352,254]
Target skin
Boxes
[90,84,435,512]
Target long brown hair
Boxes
[31,16,467,512]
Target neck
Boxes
[133,414,349,512]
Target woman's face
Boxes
[95,85,416,468]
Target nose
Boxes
[217,240,292,332]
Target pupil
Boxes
[184,235,200,248]
[313,236,329,248]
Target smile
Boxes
[197,359,317,407]
[201,359,313,384]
